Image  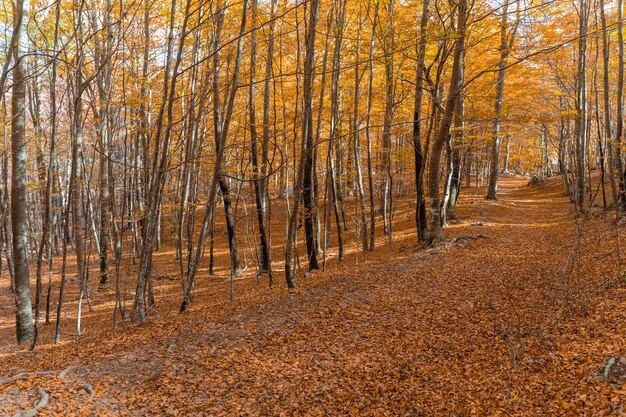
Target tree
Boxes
[413,0,430,242]
[285,0,320,288]
[486,0,520,200]
[11,0,33,345]
[427,0,467,242]
[574,0,588,209]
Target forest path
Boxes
[3,175,626,416]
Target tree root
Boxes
[59,365,78,379]
[12,388,49,417]
[0,371,53,385]
[155,275,178,281]
[78,383,95,398]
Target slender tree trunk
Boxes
[92,0,114,287]
[600,0,618,210]
[614,0,626,212]
[380,0,395,237]
[486,1,514,200]
[502,137,510,173]
[448,92,464,219]
[31,0,59,344]
[285,0,320,288]
[133,0,194,322]
[71,61,87,337]
[54,188,72,343]
[45,4,59,321]
[413,0,430,241]
[353,0,369,251]
[327,0,347,262]
[313,11,333,256]
[181,0,248,310]
[257,0,277,280]
[574,0,588,209]
[213,1,246,279]
[366,1,378,251]
[300,0,324,271]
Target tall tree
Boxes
[95,0,114,286]
[427,0,467,242]
[11,0,33,345]
[181,0,249,311]
[327,0,347,262]
[614,0,626,212]
[574,0,588,209]
[380,0,395,238]
[285,0,320,288]
[413,0,430,241]
[486,0,519,200]
[353,0,369,251]
[250,0,275,279]
[600,0,619,212]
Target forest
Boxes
[1,0,626,414]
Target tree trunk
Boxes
[413,0,430,242]
[353,0,369,251]
[574,0,588,209]
[486,0,514,200]
[180,0,248,311]
[380,0,395,237]
[327,0,347,262]
[257,0,277,280]
[11,0,33,345]
[366,1,378,251]
[448,92,464,219]
[612,0,626,212]
[427,0,466,242]
[600,0,617,210]
[285,0,320,288]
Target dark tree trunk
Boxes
[427,0,466,242]
[413,0,430,241]
[285,0,320,287]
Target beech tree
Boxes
[486,0,520,200]
[11,0,32,345]
[427,0,467,242]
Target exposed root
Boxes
[155,275,178,281]
[12,388,49,417]
[527,175,546,187]
[59,365,78,379]
[78,383,95,398]
[0,371,53,385]
[426,234,488,254]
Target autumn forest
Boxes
[1,0,626,414]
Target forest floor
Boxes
[3,174,626,416]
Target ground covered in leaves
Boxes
[3,175,626,415]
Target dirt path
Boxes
[3,175,626,416]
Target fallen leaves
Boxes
[1,176,626,415]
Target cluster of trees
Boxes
[0,0,622,346]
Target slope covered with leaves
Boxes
[2,175,626,416]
